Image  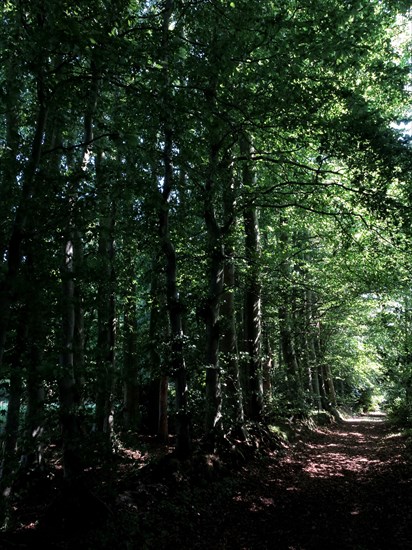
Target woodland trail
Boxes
[3,415,412,549]
[175,414,412,550]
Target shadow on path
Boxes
[202,414,412,550]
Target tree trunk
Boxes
[95,157,116,437]
[0,81,48,366]
[73,230,85,399]
[0,306,27,527]
[158,376,169,444]
[59,236,82,479]
[306,289,322,410]
[146,255,170,441]
[23,252,47,470]
[59,61,99,476]
[0,58,20,263]
[241,135,263,422]
[262,335,273,398]
[278,219,303,409]
[203,238,224,439]
[1,308,27,474]
[122,293,140,431]
[314,321,329,409]
[220,162,245,436]
[25,339,45,468]
[221,256,246,436]
[203,149,224,438]
[158,0,190,459]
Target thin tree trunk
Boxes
[278,219,303,408]
[95,159,116,437]
[0,59,20,262]
[158,376,169,444]
[221,257,246,436]
[1,309,27,474]
[59,62,99,476]
[314,322,329,409]
[158,0,190,458]
[0,306,27,527]
[59,235,81,479]
[149,257,169,443]
[241,135,263,422]
[73,230,85,398]
[203,239,224,438]
[306,289,322,410]
[220,161,245,436]
[0,81,48,366]
[25,339,45,468]
[262,336,273,398]
[323,363,338,408]
[122,291,140,431]
[203,153,224,438]
[23,250,47,470]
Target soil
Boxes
[2,413,412,549]
[207,414,412,550]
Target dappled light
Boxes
[1,0,411,548]
[221,416,412,549]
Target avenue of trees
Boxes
[0,0,411,525]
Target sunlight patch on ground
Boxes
[384,432,402,440]
[303,453,381,478]
[343,413,386,424]
[249,496,275,512]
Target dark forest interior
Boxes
[1,1,412,548]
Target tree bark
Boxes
[158,376,169,444]
[58,61,99,476]
[278,219,303,408]
[122,292,140,431]
[203,146,224,439]
[59,235,81,479]
[0,80,48,366]
[95,153,116,436]
[306,289,322,410]
[241,135,263,422]
[158,0,191,458]
[221,255,246,435]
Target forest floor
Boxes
[3,413,412,549]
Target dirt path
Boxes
[3,414,412,549]
[210,414,412,550]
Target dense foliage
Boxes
[0,0,411,530]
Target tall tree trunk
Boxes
[158,376,169,444]
[262,335,273,398]
[220,161,245,436]
[159,208,190,457]
[23,248,47,470]
[0,78,48,366]
[203,146,224,440]
[0,307,27,483]
[278,219,303,409]
[148,256,169,443]
[158,0,190,458]
[59,235,81,479]
[306,289,322,410]
[122,291,140,431]
[241,135,263,422]
[323,363,338,409]
[25,336,45,468]
[95,155,116,437]
[73,230,85,399]
[58,62,99,476]
[0,59,20,262]
[221,256,246,437]
[314,321,329,409]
